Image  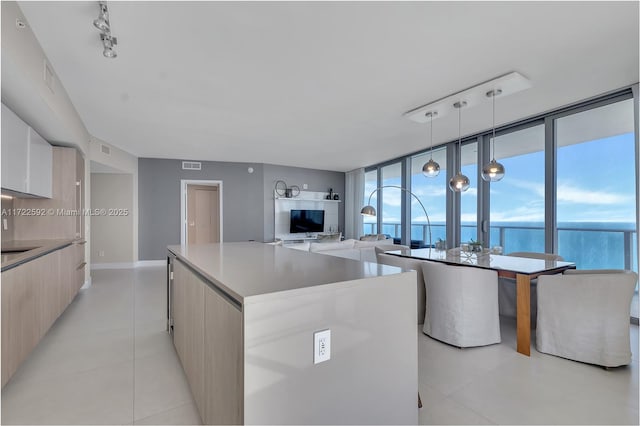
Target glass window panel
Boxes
[411,147,447,248]
[489,124,545,253]
[556,98,636,273]
[363,169,378,235]
[381,162,402,239]
[460,141,478,243]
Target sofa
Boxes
[284,238,407,262]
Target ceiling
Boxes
[17,1,639,172]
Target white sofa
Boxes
[284,238,407,263]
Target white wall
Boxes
[90,173,134,264]
[89,138,139,262]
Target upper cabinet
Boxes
[1,103,52,198]
[1,104,29,193]
[27,128,53,198]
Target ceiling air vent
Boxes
[100,144,111,155]
[182,161,201,171]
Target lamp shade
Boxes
[360,205,377,217]
[481,159,505,182]
[93,16,110,32]
[422,159,440,178]
[449,172,470,192]
[103,47,117,58]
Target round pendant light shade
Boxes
[482,89,506,183]
[481,158,505,182]
[449,172,470,192]
[422,159,440,178]
[449,101,470,193]
[421,111,440,178]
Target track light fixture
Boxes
[93,2,117,58]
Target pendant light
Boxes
[482,89,506,182]
[449,101,470,192]
[422,111,441,177]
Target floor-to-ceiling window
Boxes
[411,148,447,247]
[460,141,478,243]
[489,124,545,253]
[556,99,636,272]
[380,162,402,239]
[363,169,378,235]
[362,89,637,320]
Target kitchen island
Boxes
[167,242,418,425]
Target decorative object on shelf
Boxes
[449,101,471,193]
[482,89,506,182]
[333,193,340,200]
[274,180,300,198]
[93,1,118,58]
[422,111,440,178]
[435,238,446,251]
[326,188,334,200]
[361,185,432,250]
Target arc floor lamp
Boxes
[361,185,432,250]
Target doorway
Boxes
[180,180,223,245]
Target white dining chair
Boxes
[375,247,426,325]
[536,269,638,367]
[421,262,501,347]
[498,252,564,325]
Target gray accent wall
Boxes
[138,159,344,260]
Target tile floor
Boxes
[1,266,638,425]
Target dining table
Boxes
[386,248,576,356]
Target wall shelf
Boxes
[275,197,341,203]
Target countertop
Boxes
[168,242,408,304]
[1,239,79,271]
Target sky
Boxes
[365,132,636,229]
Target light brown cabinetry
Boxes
[14,147,84,240]
[170,259,242,425]
[1,243,83,387]
[172,260,205,418]
[204,284,243,425]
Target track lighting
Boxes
[93,2,117,59]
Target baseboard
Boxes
[135,260,165,267]
[91,262,136,270]
[80,276,92,290]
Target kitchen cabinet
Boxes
[172,259,205,420]
[0,103,52,198]
[27,128,53,198]
[14,147,84,240]
[1,241,84,387]
[1,103,29,193]
[168,243,418,425]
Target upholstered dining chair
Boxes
[374,246,425,325]
[498,252,565,325]
[421,262,501,347]
[536,269,638,367]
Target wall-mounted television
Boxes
[290,209,324,233]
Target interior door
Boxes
[187,184,220,244]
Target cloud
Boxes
[557,183,632,205]
[507,178,545,198]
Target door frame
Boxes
[180,179,223,245]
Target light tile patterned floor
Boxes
[2,266,638,424]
